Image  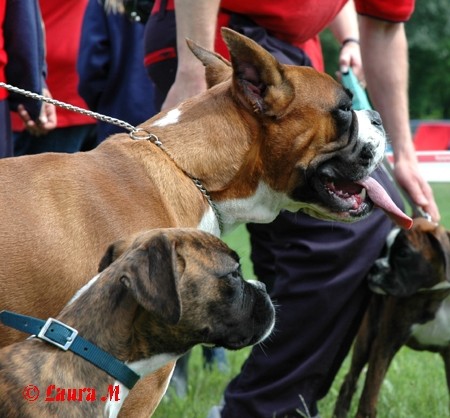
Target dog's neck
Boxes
[142,83,260,197]
[50,272,181,417]
[140,83,294,230]
[62,273,180,364]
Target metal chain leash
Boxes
[0,81,223,232]
[0,82,138,133]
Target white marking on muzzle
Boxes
[247,280,276,343]
[354,110,386,171]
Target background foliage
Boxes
[320,0,450,119]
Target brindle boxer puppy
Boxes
[0,228,275,418]
[333,218,450,418]
[0,29,410,417]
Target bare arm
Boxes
[359,15,439,221]
[328,0,364,82]
[162,0,221,110]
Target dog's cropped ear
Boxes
[221,27,294,117]
[426,228,450,282]
[187,38,232,88]
[441,231,450,281]
[447,232,450,281]
[98,239,129,272]
[120,233,182,325]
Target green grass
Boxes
[320,348,450,418]
[430,183,450,228]
[154,183,450,418]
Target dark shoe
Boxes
[202,347,229,372]
[206,404,223,418]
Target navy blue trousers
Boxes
[222,167,399,418]
[0,100,13,158]
[14,124,98,156]
[144,11,403,417]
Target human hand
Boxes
[17,88,57,136]
[338,41,365,87]
[162,67,207,110]
[394,157,440,222]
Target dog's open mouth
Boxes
[323,176,413,229]
[324,178,367,212]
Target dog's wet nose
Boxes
[360,143,375,163]
[369,258,390,280]
[368,110,382,127]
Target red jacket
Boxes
[150,0,414,71]
[38,0,94,127]
[218,0,414,70]
[10,0,95,131]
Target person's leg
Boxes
[203,346,229,372]
[14,124,97,156]
[143,3,177,110]
[246,223,277,293]
[219,167,402,418]
[0,100,13,158]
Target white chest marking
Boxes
[197,205,220,237]
[104,354,179,418]
[151,108,181,127]
[411,295,450,347]
[215,181,296,233]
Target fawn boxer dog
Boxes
[0,228,276,418]
[0,29,410,417]
[333,218,450,418]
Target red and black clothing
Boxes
[12,0,98,155]
[0,0,45,157]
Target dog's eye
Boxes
[333,105,352,135]
[221,267,242,281]
[228,270,240,280]
[339,103,352,113]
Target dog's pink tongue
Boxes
[356,177,413,229]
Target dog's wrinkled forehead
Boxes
[404,219,441,249]
[387,225,428,260]
[387,220,448,267]
[126,228,225,250]
[145,228,240,270]
[179,230,241,274]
